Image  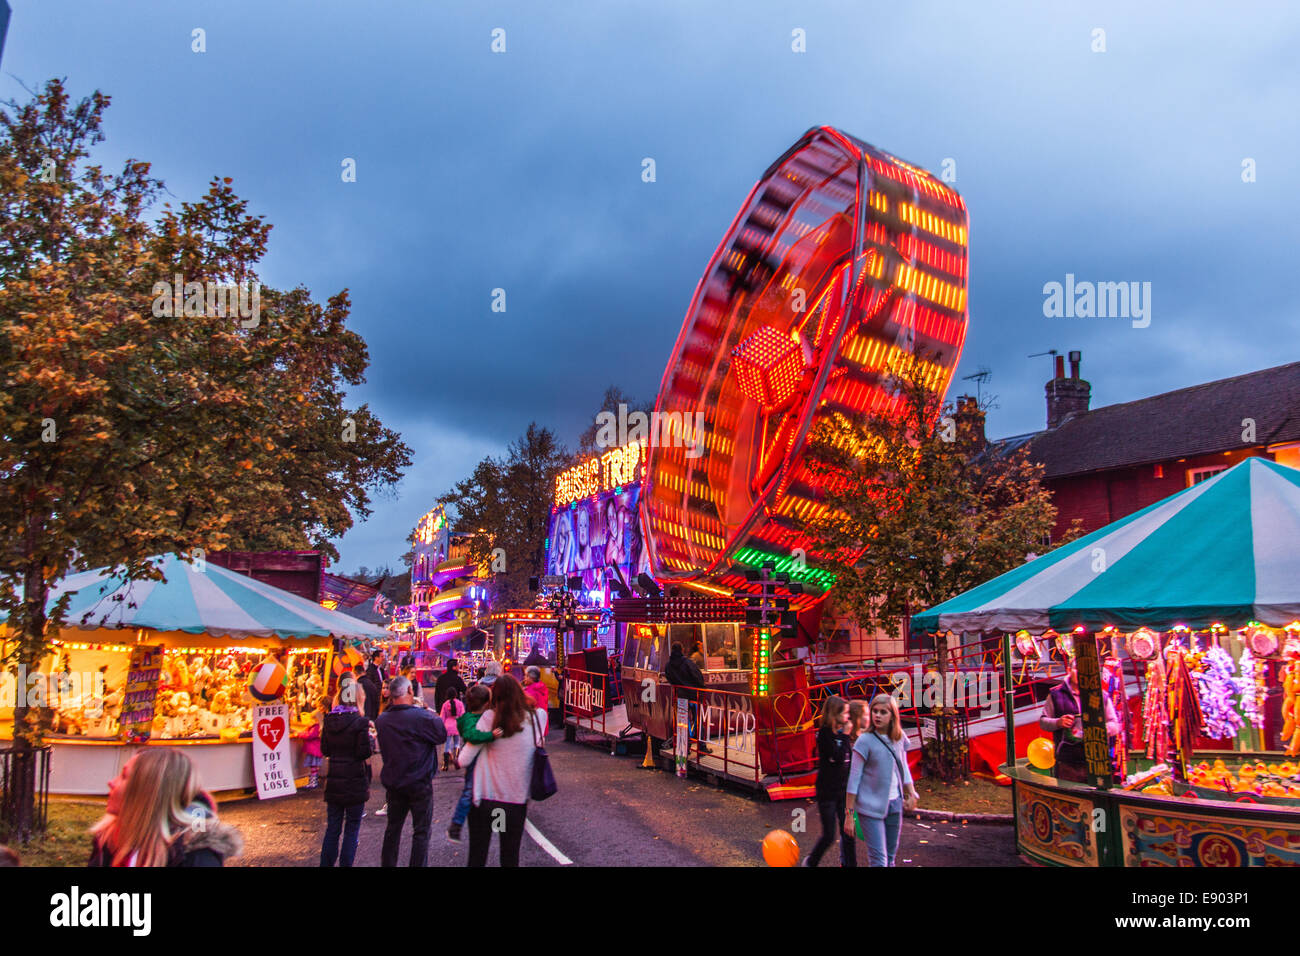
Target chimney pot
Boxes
[1046,357,1092,429]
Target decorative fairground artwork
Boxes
[548,441,651,607]
[252,702,297,800]
[675,698,689,778]
[699,691,756,756]
[1119,803,1300,867]
[1015,779,1101,867]
[120,644,164,743]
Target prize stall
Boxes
[1,553,390,796]
[913,457,1300,866]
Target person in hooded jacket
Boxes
[663,642,710,754]
[88,749,243,867]
[357,665,382,722]
[319,675,374,867]
[434,658,468,712]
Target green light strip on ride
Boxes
[731,547,837,588]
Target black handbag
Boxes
[529,711,558,801]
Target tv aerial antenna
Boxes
[961,366,992,405]
[1029,349,1061,398]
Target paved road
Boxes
[221,730,1022,867]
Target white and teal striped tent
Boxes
[8,553,390,642]
[911,457,1300,635]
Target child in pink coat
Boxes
[302,696,327,788]
[439,690,466,771]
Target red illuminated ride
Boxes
[642,127,970,608]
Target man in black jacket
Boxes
[434,658,467,712]
[365,652,387,709]
[663,642,711,755]
[357,662,381,722]
[374,676,446,867]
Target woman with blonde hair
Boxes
[847,699,868,740]
[844,693,919,867]
[88,748,243,867]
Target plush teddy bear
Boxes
[182,703,203,736]
[53,706,85,736]
[191,656,214,702]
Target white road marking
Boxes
[525,819,573,865]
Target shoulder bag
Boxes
[852,733,909,840]
[529,710,558,801]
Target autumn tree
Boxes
[439,423,570,610]
[0,80,410,837]
[805,358,1077,640]
[575,384,653,456]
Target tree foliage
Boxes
[805,357,1079,639]
[575,384,653,456]
[0,80,411,746]
[438,423,569,610]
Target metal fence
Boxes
[0,746,52,845]
[560,637,1079,786]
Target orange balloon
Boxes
[761,829,799,867]
[1027,737,1056,770]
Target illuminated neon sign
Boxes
[415,505,447,545]
[554,440,647,508]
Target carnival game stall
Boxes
[913,457,1300,866]
[0,553,390,795]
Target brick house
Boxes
[1012,354,1300,540]
[817,354,1300,663]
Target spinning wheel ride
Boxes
[642,127,971,606]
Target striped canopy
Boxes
[21,553,391,641]
[911,457,1300,635]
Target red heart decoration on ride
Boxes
[256,716,285,749]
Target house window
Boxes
[1187,465,1226,486]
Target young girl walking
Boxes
[844,694,919,867]
[802,696,856,867]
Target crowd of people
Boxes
[0,649,556,869]
[0,645,937,870]
[317,652,554,868]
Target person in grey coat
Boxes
[844,693,919,866]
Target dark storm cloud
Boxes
[9,0,1298,570]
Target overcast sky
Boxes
[10,1,1299,573]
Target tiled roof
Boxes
[1021,361,1300,479]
